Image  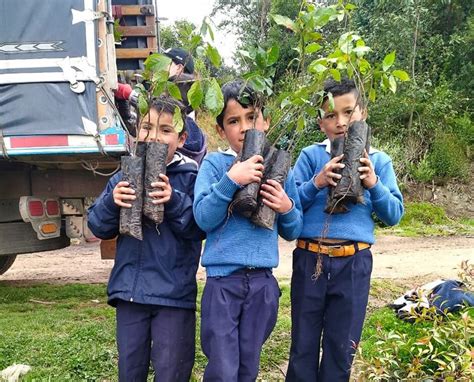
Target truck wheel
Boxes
[0,255,17,275]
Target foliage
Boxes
[354,306,474,381]
[376,202,474,237]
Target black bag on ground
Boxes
[325,120,371,214]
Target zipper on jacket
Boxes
[130,240,143,302]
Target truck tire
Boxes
[0,255,17,275]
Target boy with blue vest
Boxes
[286,78,404,381]
[88,95,204,382]
[193,80,303,381]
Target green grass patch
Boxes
[0,281,292,381]
[376,202,474,237]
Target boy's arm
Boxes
[293,149,324,210]
[193,157,241,232]
[369,156,404,226]
[277,169,303,241]
[87,174,121,240]
[164,173,206,240]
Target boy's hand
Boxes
[228,155,264,186]
[260,179,293,214]
[149,174,172,204]
[314,154,345,188]
[113,181,136,208]
[358,150,377,188]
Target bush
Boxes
[399,202,448,226]
[354,306,474,381]
[426,132,469,182]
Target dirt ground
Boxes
[1,235,472,285]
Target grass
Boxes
[376,202,474,237]
[1,279,472,381]
[0,282,292,381]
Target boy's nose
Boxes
[336,116,347,128]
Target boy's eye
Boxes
[228,119,237,125]
[345,110,353,115]
[324,114,335,119]
[141,124,152,130]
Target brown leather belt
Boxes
[296,239,371,257]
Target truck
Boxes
[0,0,156,274]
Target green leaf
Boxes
[271,14,296,31]
[166,82,182,100]
[239,50,253,60]
[392,69,410,81]
[204,78,224,117]
[152,81,166,97]
[188,80,203,110]
[144,54,171,74]
[382,51,396,71]
[138,94,149,117]
[249,76,267,92]
[389,75,397,93]
[305,43,322,54]
[255,48,267,70]
[329,69,341,82]
[369,87,376,102]
[267,45,280,66]
[206,45,221,68]
[297,117,305,132]
[173,106,184,134]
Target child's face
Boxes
[138,108,187,164]
[218,99,269,153]
[318,92,366,141]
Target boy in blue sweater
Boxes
[193,80,303,381]
[88,96,204,382]
[286,78,404,381]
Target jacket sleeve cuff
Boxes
[301,177,321,199]
[279,199,299,221]
[215,173,242,199]
[368,176,387,200]
[103,191,120,214]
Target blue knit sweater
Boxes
[294,140,404,244]
[193,151,303,277]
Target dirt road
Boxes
[1,235,472,285]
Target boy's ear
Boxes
[178,131,188,148]
[263,115,270,132]
[215,124,226,140]
[360,106,368,121]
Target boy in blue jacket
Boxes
[88,95,204,382]
[286,78,404,381]
[193,80,303,381]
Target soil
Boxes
[1,235,473,285]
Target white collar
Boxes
[218,147,238,157]
[317,138,379,154]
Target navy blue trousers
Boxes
[116,300,195,382]
[286,247,372,382]
[201,269,280,382]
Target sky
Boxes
[156,0,237,65]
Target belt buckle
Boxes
[327,245,342,257]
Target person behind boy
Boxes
[286,78,404,381]
[193,80,303,381]
[114,47,207,165]
[88,95,204,382]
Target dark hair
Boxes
[318,78,363,118]
[216,80,264,129]
[148,95,187,136]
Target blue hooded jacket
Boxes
[88,154,205,310]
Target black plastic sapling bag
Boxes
[231,129,267,217]
[251,148,292,229]
[325,120,371,214]
[143,142,168,224]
